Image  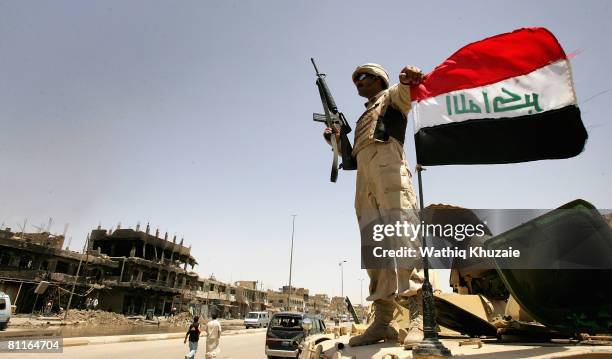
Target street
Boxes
[1,331,268,359]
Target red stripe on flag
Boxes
[411,28,567,102]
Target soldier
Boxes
[324,63,425,348]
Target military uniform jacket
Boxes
[352,83,412,156]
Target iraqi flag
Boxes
[411,27,588,166]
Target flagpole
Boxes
[412,164,451,358]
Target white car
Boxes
[244,311,269,329]
[0,292,11,331]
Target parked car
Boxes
[0,292,11,331]
[244,311,270,329]
[265,312,332,358]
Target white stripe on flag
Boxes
[413,60,577,133]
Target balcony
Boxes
[104,275,120,283]
[0,269,46,281]
[49,272,78,282]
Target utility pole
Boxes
[287,214,297,311]
[205,278,211,319]
[358,278,364,307]
[64,234,89,321]
[20,218,27,238]
[339,260,347,297]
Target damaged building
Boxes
[0,228,116,314]
[89,223,199,315]
[0,224,269,318]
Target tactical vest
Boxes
[352,91,407,156]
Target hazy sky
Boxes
[1,0,610,304]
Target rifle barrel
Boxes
[311,58,321,76]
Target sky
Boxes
[0,0,610,305]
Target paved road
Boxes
[2,331,268,359]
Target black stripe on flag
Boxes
[414,105,587,165]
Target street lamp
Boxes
[338,260,347,298]
[287,215,297,311]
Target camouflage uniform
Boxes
[348,63,425,347]
[352,71,424,302]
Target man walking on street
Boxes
[324,63,425,348]
[183,316,200,359]
[204,314,222,358]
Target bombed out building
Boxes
[89,223,199,315]
[0,228,117,314]
[0,224,269,318]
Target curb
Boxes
[0,328,60,338]
[62,328,267,347]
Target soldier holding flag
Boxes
[323,63,426,348]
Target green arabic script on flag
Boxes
[445,88,543,116]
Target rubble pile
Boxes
[65,309,135,326]
[167,312,193,326]
[11,319,37,328]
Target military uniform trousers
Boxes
[354,138,424,302]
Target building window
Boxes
[40,260,49,271]
[18,255,33,269]
[0,253,10,266]
[56,261,70,274]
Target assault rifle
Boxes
[311,58,357,183]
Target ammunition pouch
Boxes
[340,124,358,170]
[373,106,407,145]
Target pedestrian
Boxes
[323,63,425,348]
[92,297,99,310]
[204,313,221,358]
[183,315,200,359]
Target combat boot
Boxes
[401,292,424,349]
[348,299,397,347]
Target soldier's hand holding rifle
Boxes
[323,127,341,147]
